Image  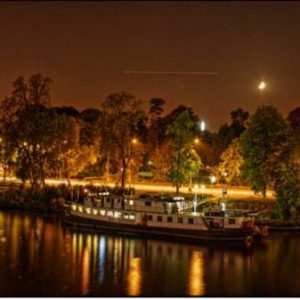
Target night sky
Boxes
[1,1,300,130]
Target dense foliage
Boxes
[0,74,300,219]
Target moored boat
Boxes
[63,192,268,248]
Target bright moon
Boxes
[258,81,266,90]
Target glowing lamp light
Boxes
[200,121,206,132]
[221,203,226,211]
[93,209,98,215]
[200,185,206,193]
[258,81,266,91]
[71,204,77,211]
[210,176,217,184]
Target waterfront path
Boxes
[2,176,274,200]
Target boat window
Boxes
[167,217,173,223]
[157,216,162,222]
[129,213,135,220]
[229,218,236,224]
[114,211,122,218]
[107,211,113,217]
[124,213,129,219]
[145,201,152,207]
[147,215,153,221]
[178,217,183,224]
[188,218,194,224]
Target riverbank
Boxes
[0,182,298,231]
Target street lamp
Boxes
[194,138,200,145]
[193,184,199,213]
[210,175,216,195]
[128,137,138,187]
[200,121,206,132]
[200,184,206,198]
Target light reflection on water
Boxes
[1,211,300,296]
[127,257,142,296]
[188,251,205,296]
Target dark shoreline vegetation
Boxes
[0,74,299,224]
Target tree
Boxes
[240,105,287,199]
[149,97,165,118]
[11,104,72,188]
[100,92,147,189]
[273,106,300,220]
[79,108,102,146]
[167,111,201,193]
[275,162,300,221]
[211,108,249,166]
[287,106,300,132]
[218,138,244,185]
[147,97,166,154]
[0,74,55,186]
[53,106,80,118]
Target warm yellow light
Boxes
[194,184,199,191]
[131,138,138,144]
[258,81,266,90]
[114,211,122,218]
[127,258,142,296]
[71,204,77,211]
[210,175,217,184]
[194,138,200,144]
[93,209,98,215]
[100,210,106,216]
[129,200,134,205]
[78,206,83,212]
[129,213,136,220]
[85,208,91,214]
[188,251,205,296]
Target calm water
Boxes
[0,211,300,296]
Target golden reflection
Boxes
[93,235,98,271]
[188,251,205,296]
[127,257,142,296]
[81,246,90,295]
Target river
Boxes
[0,210,300,296]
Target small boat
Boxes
[63,192,268,248]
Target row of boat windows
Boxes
[76,206,137,220]
[147,215,194,224]
[101,199,152,206]
[75,205,236,225]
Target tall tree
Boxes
[167,111,201,193]
[218,138,244,185]
[147,97,166,156]
[100,92,146,189]
[240,105,287,199]
[11,104,72,188]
